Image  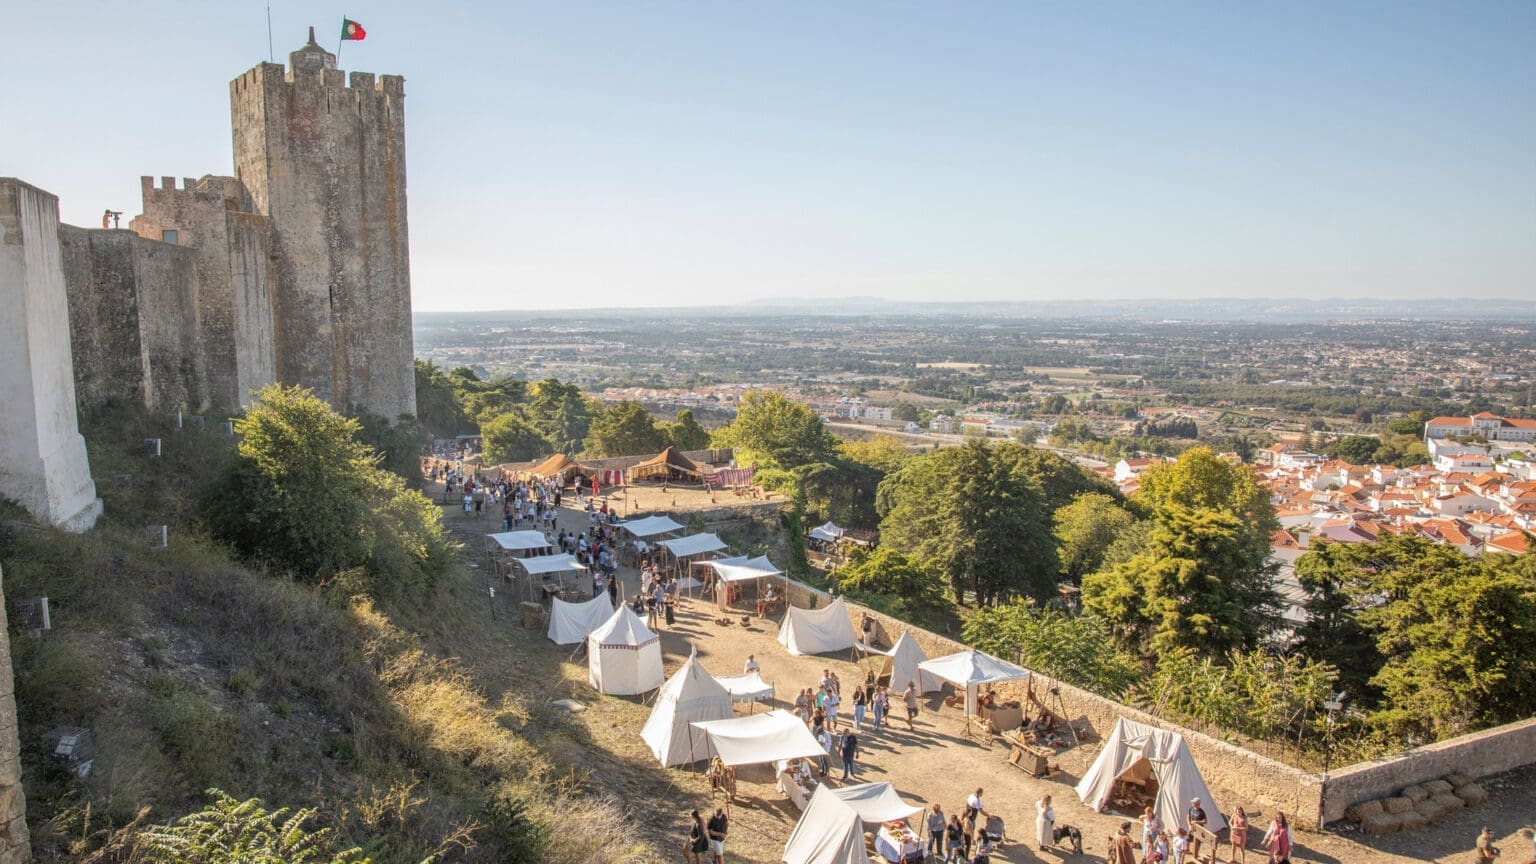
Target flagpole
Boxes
[336,14,344,63]
[265,0,274,62]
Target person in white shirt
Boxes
[743,655,760,674]
[965,788,988,828]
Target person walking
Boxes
[872,685,887,730]
[1476,826,1502,863]
[684,809,708,864]
[1111,822,1138,864]
[706,808,729,864]
[825,687,841,730]
[1035,794,1055,851]
[924,804,946,861]
[944,814,966,864]
[839,729,859,780]
[852,683,867,731]
[1262,812,1291,864]
[816,726,833,776]
[1230,806,1250,864]
[903,681,920,730]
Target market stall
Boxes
[1075,717,1226,833]
[782,782,924,864]
[658,532,728,580]
[714,671,774,708]
[917,649,1030,717]
[628,446,706,484]
[690,709,825,769]
[485,529,555,578]
[694,554,786,612]
[516,553,589,605]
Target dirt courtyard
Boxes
[436,489,1534,864]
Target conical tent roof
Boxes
[531,453,586,477]
[588,606,664,695]
[880,631,939,693]
[640,649,735,767]
[783,783,922,864]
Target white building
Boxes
[1424,412,1536,443]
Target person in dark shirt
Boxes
[840,730,860,779]
[1187,797,1208,859]
[706,808,729,863]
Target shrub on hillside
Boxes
[202,384,452,598]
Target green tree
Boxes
[1328,434,1381,465]
[460,377,529,426]
[664,409,711,450]
[840,434,913,476]
[996,443,1122,514]
[204,385,450,597]
[1083,505,1278,657]
[962,603,1139,697]
[831,547,950,619]
[891,402,920,423]
[1294,541,1384,698]
[712,391,838,469]
[583,400,665,457]
[878,441,1058,605]
[353,410,426,484]
[413,360,472,437]
[1053,492,1137,582]
[527,379,593,452]
[135,788,369,863]
[1133,446,1278,580]
[482,412,550,463]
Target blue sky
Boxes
[5,1,1533,310]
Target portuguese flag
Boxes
[341,18,366,41]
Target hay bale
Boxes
[1401,783,1430,802]
[1396,809,1430,832]
[1446,771,1475,787]
[1432,793,1465,813]
[1346,799,1384,823]
[1361,812,1402,836]
[1383,796,1414,815]
[1455,783,1489,807]
[1414,797,1447,820]
[1424,779,1454,796]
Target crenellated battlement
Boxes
[232,62,404,97]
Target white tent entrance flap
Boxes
[778,597,858,656]
[879,631,940,693]
[618,515,686,538]
[783,782,922,864]
[690,709,825,767]
[641,649,734,767]
[1075,717,1226,834]
[917,649,1030,715]
[587,606,664,695]
[547,595,614,645]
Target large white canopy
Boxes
[918,649,1030,715]
[487,530,553,552]
[783,783,922,864]
[1075,717,1226,833]
[517,553,587,575]
[880,631,940,693]
[547,595,614,645]
[711,555,783,583]
[640,650,735,767]
[807,521,844,543]
[588,606,664,695]
[778,597,858,656]
[660,533,728,558]
[618,515,686,538]
[715,671,775,703]
[690,709,825,767]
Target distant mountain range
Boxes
[415,296,1536,323]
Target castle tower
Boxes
[228,28,416,419]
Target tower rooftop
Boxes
[289,26,336,72]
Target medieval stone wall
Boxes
[230,41,415,420]
[0,567,30,864]
[0,179,102,534]
[59,225,204,413]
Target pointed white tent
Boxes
[778,597,858,656]
[640,649,735,766]
[547,595,614,645]
[878,631,939,693]
[782,783,922,864]
[587,606,664,695]
[1075,717,1226,833]
[807,521,844,543]
[917,649,1030,715]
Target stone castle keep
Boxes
[2,29,417,530]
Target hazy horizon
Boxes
[6,2,1534,311]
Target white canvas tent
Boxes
[587,606,664,695]
[618,515,686,538]
[807,521,844,543]
[660,533,728,558]
[691,709,825,767]
[640,649,735,767]
[517,553,587,575]
[547,595,614,645]
[700,554,787,609]
[917,649,1030,715]
[487,530,555,553]
[778,597,858,656]
[1075,718,1226,833]
[715,671,774,704]
[782,783,922,864]
[879,631,940,693]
